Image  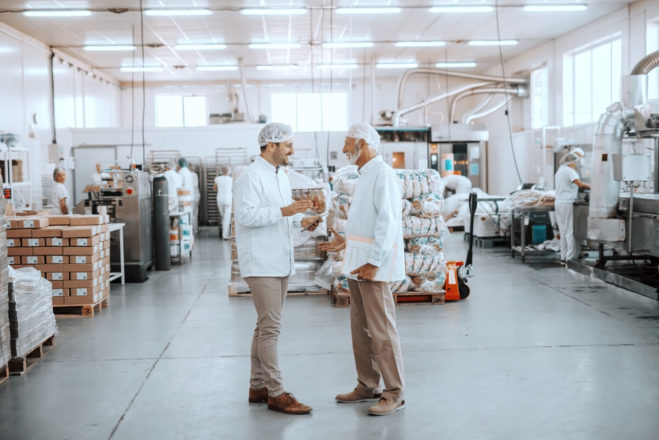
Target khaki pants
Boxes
[347,279,405,402]
[244,276,288,397]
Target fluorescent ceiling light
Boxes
[249,43,301,49]
[144,9,212,16]
[395,41,446,48]
[376,63,419,69]
[435,61,477,68]
[256,65,297,71]
[429,6,494,13]
[120,66,163,72]
[84,45,135,52]
[468,40,518,46]
[323,42,374,48]
[316,64,359,70]
[175,44,227,50]
[241,8,307,15]
[196,65,239,71]
[523,4,587,12]
[23,9,91,17]
[336,7,401,14]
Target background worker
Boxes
[213,165,233,240]
[234,122,321,415]
[51,168,70,215]
[319,122,406,417]
[555,152,591,264]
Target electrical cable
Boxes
[139,0,146,167]
[494,0,523,184]
[326,0,333,158]
[129,25,135,160]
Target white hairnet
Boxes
[258,122,293,147]
[347,123,381,149]
[561,152,579,165]
[571,147,585,158]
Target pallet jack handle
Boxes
[465,192,478,267]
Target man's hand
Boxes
[281,200,312,217]
[317,227,346,253]
[350,263,378,281]
[301,216,323,232]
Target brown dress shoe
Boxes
[267,392,312,415]
[248,387,268,403]
[335,387,382,403]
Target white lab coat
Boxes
[234,157,301,278]
[345,156,405,282]
[164,169,181,212]
[51,182,70,215]
[215,175,233,239]
[554,165,580,260]
[178,167,195,192]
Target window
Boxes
[648,19,659,101]
[530,67,549,129]
[271,92,348,132]
[563,37,621,126]
[155,95,207,127]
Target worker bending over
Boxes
[319,123,406,416]
[554,151,590,264]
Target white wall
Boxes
[0,22,121,210]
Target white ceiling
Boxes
[0,1,634,83]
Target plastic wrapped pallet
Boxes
[0,194,10,367]
[9,268,58,359]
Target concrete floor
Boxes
[0,228,658,440]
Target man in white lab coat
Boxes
[234,122,321,415]
[51,168,70,215]
[319,123,406,416]
[163,160,181,213]
[213,165,233,240]
[555,152,590,264]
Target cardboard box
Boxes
[52,287,65,297]
[70,235,101,247]
[46,272,69,281]
[52,296,65,306]
[103,240,110,250]
[21,238,45,247]
[102,256,110,266]
[63,246,94,256]
[48,215,71,226]
[32,247,63,256]
[47,255,68,264]
[51,280,63,288]
[7,256,17,265]
[8,247,32,256]
[9,216,49,229]
[32,227,63,238]
[46,237,68,247]
[7,229,31,238]
[62,226,98,238]
[63,263,95,272]
[7,238,18,247]
[65,286,102,305]
[69,215,103,226]
[22,255,44,265]
[70,269,101,282]
[70,254,101,264]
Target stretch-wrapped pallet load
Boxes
[322,167,449,296]
[9,268,58,359]
[0,195,10,368]
[7,215,111,306]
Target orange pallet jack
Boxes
[445,192,477,301]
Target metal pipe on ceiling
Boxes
[449,87,520,123]
[463,95,512,124]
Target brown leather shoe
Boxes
[267,392,312,415]
[248,387,268,403]
[335,387,382,403]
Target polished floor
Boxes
[0,228,658,440]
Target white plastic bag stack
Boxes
[9,268,58,359]
[396,169,449,293]
[0,195,9,367]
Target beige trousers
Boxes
[347,279,405,402]
[244,276,288,397]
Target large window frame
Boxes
[271,92,348,132]
[155,95,207,127]
[530,66,549,129]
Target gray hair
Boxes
[52,168,64,181]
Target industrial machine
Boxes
[430,123,488,191]
[78,170,153,282]
[375,126,430,170]
[570,50,659,300]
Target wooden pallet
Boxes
[9,335,55,376]
[53,295,110,318]
[331,290,445,308]
[228,284,329,298]
[0,363,8,386]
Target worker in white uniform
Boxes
[163,160,181,213]
[177,157,197,228]
[234,122,321,415]
[91,163,110,187]
[319,123,406,416]
[442,173,472,197]
[51,168,70,215]
[554,152,590,264]
[213,165,233,240]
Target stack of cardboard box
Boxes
[7,214,112,306]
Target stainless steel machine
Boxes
[375,126,430,170]
[430,123,488,191]
[78,170,153,282]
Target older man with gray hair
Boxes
[319,122,406,416]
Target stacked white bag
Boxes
[320,167,449,296]
[0,193,9,368]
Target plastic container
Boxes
[531,224,547,244]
